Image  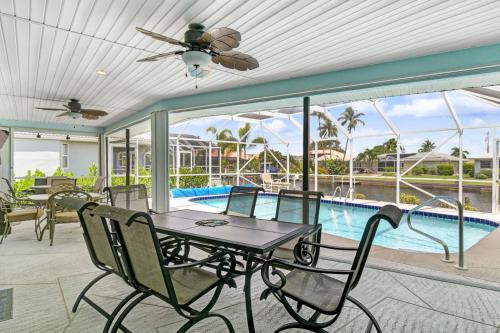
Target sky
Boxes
[170,89,499,158]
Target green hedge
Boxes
[436,164,454,176]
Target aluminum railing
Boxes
[407,196,466,270]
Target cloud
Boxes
[470,117,486,126]
[386,97,447,117]
[267,119,287,133]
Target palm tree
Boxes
[451,147,469,158]
[383,138,398,153]
[319,118,337,139]
[206,126,236,156]
[418,140,436,153]
[338,106,365,161]
[238,123,252,159]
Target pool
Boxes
[191,194,498,253]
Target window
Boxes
[144,151,152,168]
[480,160,492,168]
[61,143,69,169]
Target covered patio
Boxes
[2,1,500,332]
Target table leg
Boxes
[244,254,256,333]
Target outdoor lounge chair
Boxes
[261,173,290,192]
[104,184,156,214]
[59,198,136,333]
[0,191,43,244]
[224,186,264,217]
[91,205,238,333]
[43,190,91,245]
[260,204,403,333]
[270,189,323,264]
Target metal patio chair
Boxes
[60,198,138,333]
[270,190,324,265]
[91,205,237,333]
[261,173,290,192]
[0,191,43,244]
[260,204,403,333]
[2,177,33,205]
[43,190,91,245]
[104,184,156,214]
[224,186,264,218]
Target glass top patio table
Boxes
[152,209,315,255]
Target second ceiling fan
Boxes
[136,23,259,80]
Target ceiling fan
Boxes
[36,99,108,120]
[135,23,259,79]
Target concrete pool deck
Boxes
[175,195,500,288]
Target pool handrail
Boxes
[407,196,466,270]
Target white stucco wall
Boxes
[14,138,98,177]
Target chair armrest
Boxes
[298,240,358,251]
[149,209,159,215]
[260,257,354,297]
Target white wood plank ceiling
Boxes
[1,0,500,127]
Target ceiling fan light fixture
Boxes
[96,70,107,76]
[182,51,211,68]
[187,65,212,78]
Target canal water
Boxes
[310,178,494,212]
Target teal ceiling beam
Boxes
[106,42,500,133]
[0,119,103,135]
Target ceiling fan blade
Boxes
[136,50,184,62]
[136,27,189,47]
[200,27,241,51]
[81,109,108,116]
[36,107,66,111]
[212,51,259,71]
[82,113,99,120]
[56,112,71,117]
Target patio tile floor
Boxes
[1,219,499,332]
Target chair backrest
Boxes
[48,178,76,194]
[34,177,47,186]
[47,176,68,185]
[104,184,150,213]
[224,186,264,217]
[1,177,16,198]
[93,205,170,298]
[274,190,323,226]
[347,204,402,290]
[92,176,106,193]
[47,190,92,217]
[60,198,123,275]
[261,173,273,184]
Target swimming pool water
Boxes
[193,195,496,253]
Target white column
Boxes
[349,138,354,200]
[135,138,140,184]
[492,128,498,213]
[314,141,318,191]
[396,135,401,204]
[98,133,105,177]
[286,144,290,184]
[151,111,169,213]
[176,138,180,189]
[208,141,212,186]
[236,142,240,185]
[458,131,463,203]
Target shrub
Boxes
[317,166,329,175]
[479,168,492,178]
[354,193,366,199]
[384,166,395,172]
[476,173,488,180]
[436,164,454,176]
[325,159,347,175]
[382,172,395,177]
[412,166,425,176]
[399,193,421,205]
[464,202,477,211]
[463,162,474,177]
